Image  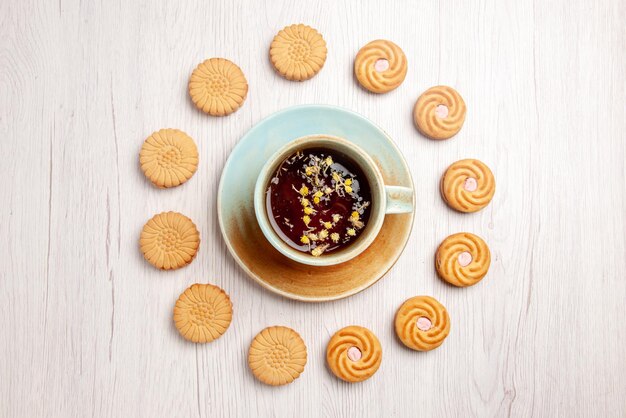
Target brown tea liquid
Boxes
[266,148,371,257]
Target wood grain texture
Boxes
[1,0,625,417]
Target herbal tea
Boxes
[266,148,371,257]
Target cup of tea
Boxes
[253,134,413,266]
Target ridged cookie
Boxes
[435,232,491,287]
[139,212,200,270]
[248,326,307,386]
[326,326,382,383]
[354,39,407,94]
[269,24,327,81]
[139,128,198,188]
[188,58,248,116]
[414,85,466,139]
[395,296,450,351]
[440,159,495,212]
[173,283,233,343]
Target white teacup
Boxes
[254,135,413,266]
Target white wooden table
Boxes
[2,0,625,416]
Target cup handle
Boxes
[385,185,414,214]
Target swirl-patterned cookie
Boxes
[326,326,382,383]
[139,212,200,270]
[440,159,495,212]
[354,39,407,94]
[269,24,327,81]
[173,283,233,343]
[413,85,466,140]
[394,296,450,351]
[139,129,198,188]
[248,326,307,386]
[188,58,248,116]
[435,232,491,287]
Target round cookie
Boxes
[248,326,307,386]
[326,325,382,383]
[414,85,466,140]
[188,58,248,116]
[354,39,407,94]
[139,129,198,188]
[173,283,233,343]
[435,232,491,287]
[440,159,495,212]
[139,211,200,270]
[395,296,450,351]
[269,24,327,81]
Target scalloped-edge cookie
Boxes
[248,326,307,386]
[440,159,495,212]
[326,325,382,383]
[269,24,327,81]
[414,85,466,140]
[139,128,198,188]
[395,296,450,351]
[188,58,248,116]
[139,211,200,270]
[435,232,491,287]
[354,39,407,94]
[173,283,233,343]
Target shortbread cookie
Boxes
[435,232,490,287]
[139,212,200,270]
[414,86,466,139]
[188,58,248,116]
[248,326,307,386]
[440,159,495,212]
[139,129,198,188]
[395,296,450,351]
[173,283,233,343]
[269,24,327,81]
[326,326,382,383]
[354,40,407,94]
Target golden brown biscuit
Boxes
[139,129,198,188]
[354,39,407,94]
[395,296,450,351]
[269,24,327,81]
[139,212,200,270]
[326,325,382,383]
[414,85,466,139]
[188,58,248,116]
[248,326,307,386]
[173,283,233,343]
[435,232,491,287]
[440,159,495,212]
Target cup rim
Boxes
[253,134,387,266]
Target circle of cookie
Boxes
[440,159,495,212]
[435,232,491,287]
[139,211,200,270]
[139,129,198,188]
[414,85,466,139]
[188,58,248,116]
[354,39,407,94]
[173,283,233,343]
[270,24,327,81]
[248,326,307,386]
[326,325,382,383]
[395,296,450,351]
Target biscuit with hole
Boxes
[395,296,450,351]
[326,325,382,383]
[354,39,407,93]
